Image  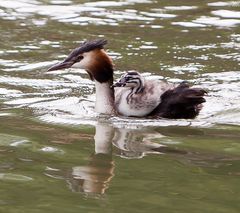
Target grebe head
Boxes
[48,39,114,83]
[113,71,144,89]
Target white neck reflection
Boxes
[69,123,169,197]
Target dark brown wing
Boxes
[150,82,207,119]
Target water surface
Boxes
[0,0,240,212]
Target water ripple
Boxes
[212,9,240,18]
[194,16,240,27]
[0,173,33,182]
[0,0,239,128]
[208,1,240,7]
[164,6,198,11]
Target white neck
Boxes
[95,81,115,115]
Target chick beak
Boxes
[111,82,126,88]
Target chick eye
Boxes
[125,76,131,81]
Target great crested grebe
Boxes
[48,39,206,119]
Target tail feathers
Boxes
[151,82,207,119]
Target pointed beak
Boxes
[111,82,126,88]
[47,60,75,71]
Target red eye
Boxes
[77,55,83,61]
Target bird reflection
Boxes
[113,128,168,158]
[67,124,115,197]
[68,153,114,196]
[65,123,185,197]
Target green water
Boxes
[0,0,240,212]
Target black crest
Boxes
[64,39,108,62]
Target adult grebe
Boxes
[48,39,206,119]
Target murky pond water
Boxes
[0,0,240,212]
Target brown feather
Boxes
[86,49,114,83]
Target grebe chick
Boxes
[48,39,206,119]
[113,71,174,117]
